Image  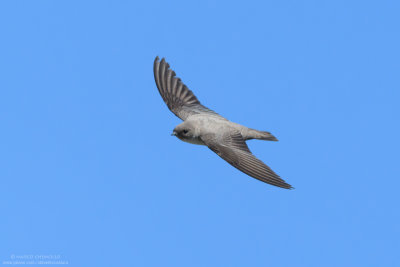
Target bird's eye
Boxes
[182,129,188,134]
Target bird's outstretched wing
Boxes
[153,56,222,120]
[201,131,293,189]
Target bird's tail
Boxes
[246,129,278,141]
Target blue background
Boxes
[1,1,399,266]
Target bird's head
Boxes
[172,122,196,141]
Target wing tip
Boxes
[154,56,167,66]
[281,183,294,190]
[154,56,162,67]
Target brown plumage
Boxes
[154,56,293,189]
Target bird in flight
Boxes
[153,57,293,189]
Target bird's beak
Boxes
[171,131,177,136]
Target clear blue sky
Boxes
[1,1,399,266]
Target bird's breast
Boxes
[179,136,205,145]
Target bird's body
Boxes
[176,114,272,145]
[153,56,293,189]
[175,115,231,145]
